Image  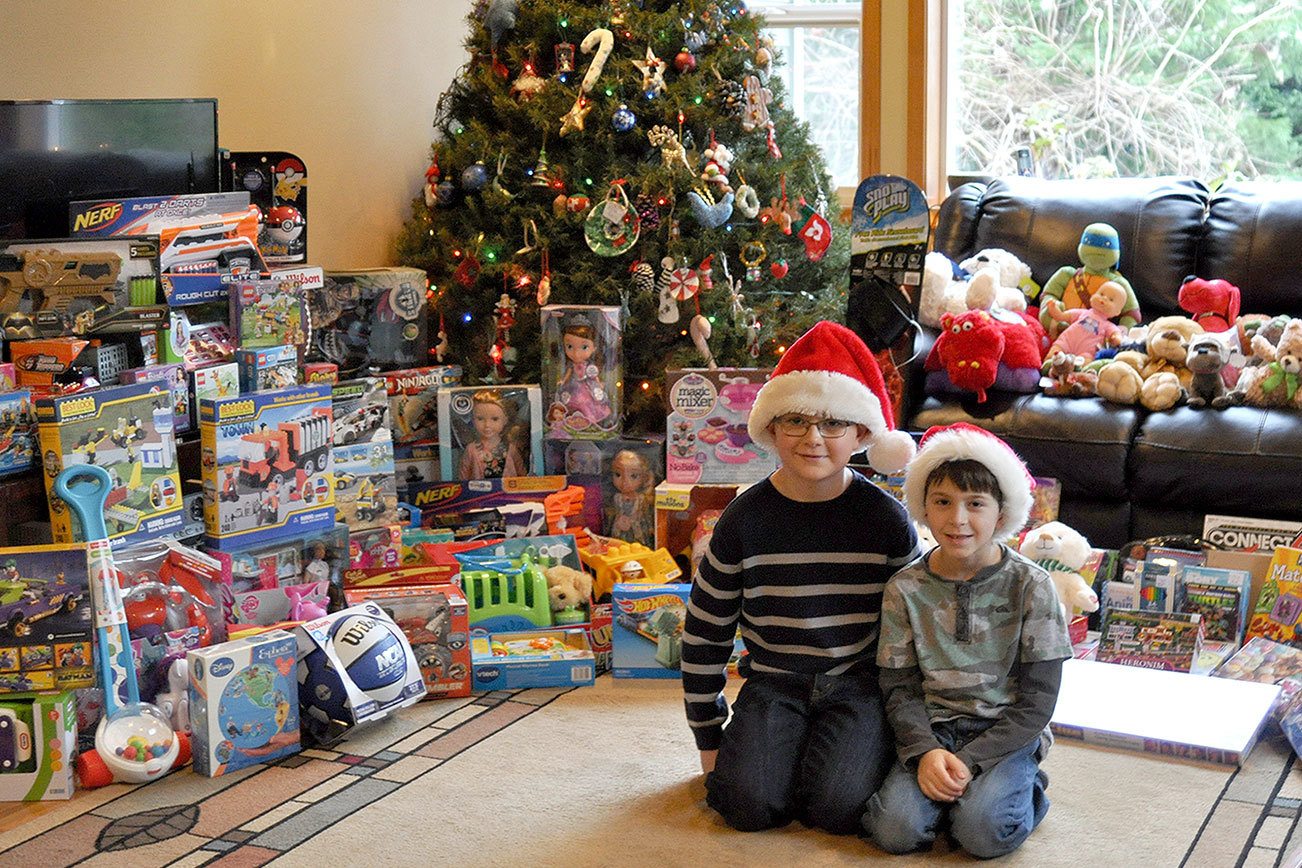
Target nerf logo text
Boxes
[72,203,123,233]
[412,483,463,506]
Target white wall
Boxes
[7,0,473,268]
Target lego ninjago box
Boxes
[200,385,335,549]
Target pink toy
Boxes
[285,582,329,621]
[718,378,763,414]
[1044,280,1128,362]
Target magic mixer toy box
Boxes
[200,384,335,548]
[664,369,775,484]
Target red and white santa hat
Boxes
[748,321,916,474]
[902,422,1035,539]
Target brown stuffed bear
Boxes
[1095,315,1204,411]
[1233,317,1302,409]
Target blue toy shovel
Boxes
[54,465,188,787]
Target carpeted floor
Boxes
[3,677,1302,867]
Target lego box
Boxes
[236,344,299,393]
[37,381,184,545]
[0,545,93,695]
[665,368,775,484]
[120,362,191,434]
[345,584,471,698]
[229,271,311,351]
[311,267,429,378]
[333,377,398,530]
[191,362,239,427]
[200,385,335,549]
[188,630,301,777]
[385,365,462,444]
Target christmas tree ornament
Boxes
[631,47,667,98]
[554,41,576,74]
[559,94,593,137]
[511,59,547,100]
[686,186,734,228]
[629,259,655,295]
[516,218,539,255]
[482,151,515,206]
[734,173,760,219]
[770,258,790,279]
[648,125,692,173]
[739,240,767,282]
[434,314,449,363]
[697,254,715,291]
[634,193,662,231]
[710,68,746,118]
[796,200,833,261]
[669,264,701,301]
[583,181,640,256]
[578,28,615,93]
[656,257,680,324]
[746,314,762,358]
[675,49,697,73]
[766,123,783,160]
[529,143,555,191]
[611,104,636,133]
[551,193,570,218]
[754,35,775,78]
[536,249,552,306]
[460,161,489,192]
[453,251,481,286]
[690,314,716,368]
[435,180,458,207]
[423,158,441,208]
[741,74,773,132]
[700,133,734,194]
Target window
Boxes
[752,1,862,189]
[944,0,1302,183]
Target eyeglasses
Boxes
[771,415,855,439]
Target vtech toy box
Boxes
[188,630,301,777]
[470,628,596,691]
[665,368,774,484]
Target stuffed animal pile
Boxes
[1095,315,1204,411]
[1231,317,1302,408]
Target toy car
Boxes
[0,575,83,637]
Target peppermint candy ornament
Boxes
[668,266,700,301]
[584,182,640,256]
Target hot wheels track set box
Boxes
[36,381,184,545]
[310,268,428,378]
[0,544,92,695]
[200,384,335,549]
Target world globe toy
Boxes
[217,663,294,751]
[329,613,409,704]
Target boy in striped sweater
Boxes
[682,321,920,834]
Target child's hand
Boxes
[917,749,970,802]
[700,749,718,774]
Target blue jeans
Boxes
[864,718,1048,859]
[706,669,893,834]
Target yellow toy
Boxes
[579,537,682,602]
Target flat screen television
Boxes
[0,98,220,239]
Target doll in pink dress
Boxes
[1043,280,1128,362]
[605,449,655,546]
[458,390,525,480]
[557,321,613,430]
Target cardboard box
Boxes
[36,382,184,545]
[151,205,270,305]
[190,363,239,428]
[236,344,299,393]
[332,378,398,530]
[1097,608,1204,672]
[611,583,690,678]
[665,368,774,484]
[1207,549,1275,619]
[229,272,311,352]
[406,475,569,537]
[0,545,92,694]
[200,385,335,548]
[1202,514,1302,552]
[120,362,190,434]
[11,336,132,391]
[231,154,309,266]
[545,436,664,546]
[438,384,544,480]
[384,366,462,444]
[344,584,471,698]
[188,630,301,776]
[1246,547,1302,646]
[470,628,595,690]
[0,691,77,800]
[0,390,36,477]
[69,192,252,238]
[311,267,430,378]
[540,304,622,440]
[654,481,742,578]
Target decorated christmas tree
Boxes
[397,0,849,430]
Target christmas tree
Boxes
[397,0,849,431]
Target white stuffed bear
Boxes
[919,250,1031,328]
[1018,521,1100,620]
[959,248,1033,300]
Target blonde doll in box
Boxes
[458,390,525,480]
[605,449,655,546]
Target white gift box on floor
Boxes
[1051,659,1280,766]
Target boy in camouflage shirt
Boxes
[863,423,1072,858]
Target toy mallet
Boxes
[54,465,190,788]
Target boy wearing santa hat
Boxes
[683,321,920,834]
[864,422,1072,858]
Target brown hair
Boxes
[924,459,1003,505]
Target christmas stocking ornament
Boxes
[796,203,832,262]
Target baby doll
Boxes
[1042,280,1128,366]
[556,320,613,430]
[1040,223,1141,339]
[605,449,655,546]
[458,390,525,480]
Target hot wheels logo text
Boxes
[617,594,684,614]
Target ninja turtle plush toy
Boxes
[1039,223,1142,339]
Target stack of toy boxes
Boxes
[199,384,335,549]
[188,629,301,776]
[0,389,36,477]
[119,362,191,434]
[310,268,430,379]
[384,365,462,496]
[0,691,77,800]
[332,377,400,567]
[0,544,93,695]
[654,481,743,581]
[665,368,774,484]
[36,381,184,544]
[344,584,471,698]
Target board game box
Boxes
[1246,547,1302,647]
[1096,608,1204,672]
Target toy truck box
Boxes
[188,630,301,777]
[120,362,190,434]
[236,344,299,393]
[333,377,398,530]
[200,385,335,549]
[345,584,471,698]
[294,602,426,747]
[150,205,271,306]
[36,381,184,545]
[0,544,92,695]
[310,267,429,378]
[229,270,313,352]
[470,628,596,691]
[665,368,775,485]
[0,390,36,477]
[0,237,162,340]
[384,365,462,444]
[0,691,77,800]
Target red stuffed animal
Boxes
[1179,276,1241,334]
[924,309,1044,402]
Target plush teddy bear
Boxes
[1185,332,1235,409]
[1232,317,1302,408]
[1042,351,1098,398]
[959,248,1036,300]
[544,564,594,615]
[918,251,1032,329]
[1095,315,1204,411]
[1018,521,1100,620]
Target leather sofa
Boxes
[905,176,1302,550]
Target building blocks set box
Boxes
[385,365,462,444]
[36,381,184,545]
[0,544,93,695]
[332,377,398,530]
[200,384,335,549]
[0,390,36,477]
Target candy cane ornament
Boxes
[579,28,615,94]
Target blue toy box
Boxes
[0,390,36,477]
[188,630,301,777]
[470,628,596,691]
[611,583,692,678]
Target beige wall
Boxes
[7,0,473,268]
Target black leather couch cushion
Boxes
[1202,181,1302,315]
[935,176,1209,319]
[1130,406,1302,517]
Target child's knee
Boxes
[950,810,1032,859]
[706,781,790,832]
[863,793,935,855]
